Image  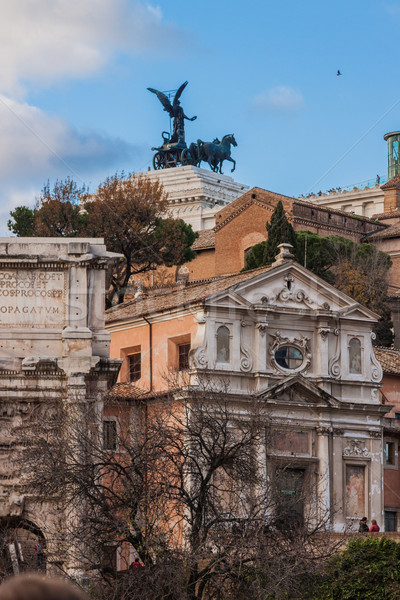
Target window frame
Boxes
[128,352,141,383]
[103,419,118,451]
[216,324,232,366]
[178,343,190,371]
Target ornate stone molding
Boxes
[240,341,253,373]
[269,331,311,374]
[343,439,369,458]
[194,343,208,368]
[256,322,268,336]
[316,426,332,435]
[370,333,383,382]
[318,327,339,340]
[328,333,341,379]
[369,430,381,439]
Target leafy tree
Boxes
[83,173,198,306]
[7,174,198,307]
[35,178,88,237]
[314,536,400,599]
[7,206,36,236]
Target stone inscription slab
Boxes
[0,269,66,328]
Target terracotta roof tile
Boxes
[374,347,400,375]
[366,223,400,240]
[192,229,215,250]
[107,382,148,401]
[381,174,400,190]
[106,265,270,323]
[372,210,400,219]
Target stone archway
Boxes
[0,517,46,576]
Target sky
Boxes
[1,0,400,233]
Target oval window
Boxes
[275,346,303,370]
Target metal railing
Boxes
[299,175,388,199]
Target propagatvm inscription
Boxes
[147,81,237,173]
[0,270,65,327]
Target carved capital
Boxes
[256,322,268,336]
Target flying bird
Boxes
[337,70,342,76]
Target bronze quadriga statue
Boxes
[147,81,237,173]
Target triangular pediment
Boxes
[258,374,340,408]
[206,261,379,321]
[210,290,253,309]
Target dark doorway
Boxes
[0,518,46,576]
[275,467,305,529]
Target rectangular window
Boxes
[103,420,117,451]
[386,442,395,465]
[129,353,141,382]
[178,343,190,371]
[385,511,397,532]
[395,413,400,421]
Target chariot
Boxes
[151,131,192,170]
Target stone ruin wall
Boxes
[0,239,121,572]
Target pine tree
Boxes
[263,201,297,264]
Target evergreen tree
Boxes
[263,200,297,264]
[243,201,297,270]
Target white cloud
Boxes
[0,95,138,179]
[251,86,305,114]
[0,94,143,234]
[0,0,187,95]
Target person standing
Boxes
[358,517,369,532]
[34,538,44,568]
[369,519,380,532]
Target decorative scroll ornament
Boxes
[240,342,253,372]
[343,439,369,458]
[328,331,341,378]
[194,342,208,368]
[274,275,316,308]
[370,333,383,383]
[269,330,311,374]
[318,327,339,340]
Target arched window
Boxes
[349,338,362,374]
[216,326,230,363]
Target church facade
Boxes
[106,245,387,532]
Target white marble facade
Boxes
[191,246,387,531]
[141,165,249,231]
[0,238,121,571]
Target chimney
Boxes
[271,243,294,267]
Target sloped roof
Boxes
[374,347,400,375]
[372,210,400,220]
[214,187,294,231]
[106,266,270,323]
[213,186,383,233]
[381,174,400,190]
[366,223,400,240]
[106,382,148,400]
[192,229,215,250]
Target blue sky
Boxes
[2,0,400,232]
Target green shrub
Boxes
[313,536,400,600]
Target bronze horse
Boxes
[188,134,237,173]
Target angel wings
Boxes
[147,81,189,117]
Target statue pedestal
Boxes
[141,165,248,231]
